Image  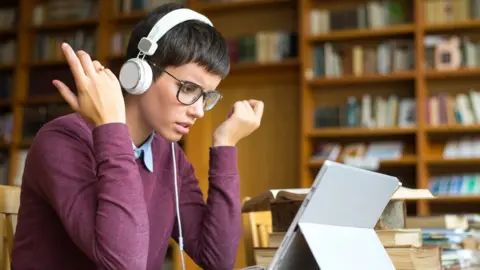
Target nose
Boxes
[187,98,205,119]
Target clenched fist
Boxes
[213,100,264,147]
[52,43,126,127]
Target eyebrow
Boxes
[150,61,214,91]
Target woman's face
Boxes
[139,63,222,142]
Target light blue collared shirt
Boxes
[132,133,154,172]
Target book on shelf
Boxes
[311,39,414,78]
[0,7,16,31]
[424,35,480,71]
[312,95,416,130]
[114,0,186,14]
[429,174,480,197]
[32,0,99,25]
[406,214,480,269]
[0,40,15,67]
[424,0,480,25]
[426,91,480,127]
[311,141,406,164]
[227,31,298,65]
[33,31,96,63]
[309,0,412,35]
[443,138,480,159]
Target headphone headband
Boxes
[120,8,213,95]
[138,8,213,56]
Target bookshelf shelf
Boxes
[29,60,69,68]
[197,0,294,12]
[308,72,415,87]
[22,95,64,105]
[18,140,32,149]
[0,143,9,149]
[426,125,480,134]
[230,58,299,72]
[0,99,12,108]
[425,157,480,166]
[0,65,14,71]
[111,11,147,22]
[308,24,415,42]
[107,57,299,72]
[32,19,99,31]
[424,20,480,33]
[308,156,417,168]
[429,195,480,203]
[424,68,480,79]
[0,29,15,36]
[307,127,417,138]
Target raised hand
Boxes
[52,43,126,126]
[213,100,264,147]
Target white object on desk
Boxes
[268,160,398,270]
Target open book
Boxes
[242,186,434,213]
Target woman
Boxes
[11,3,263,270]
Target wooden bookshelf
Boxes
[300,0,480,220]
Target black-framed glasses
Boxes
[148,61,223,111]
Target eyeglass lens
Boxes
[177,82,222,111]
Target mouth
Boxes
[174,122,193,135]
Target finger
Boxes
[249,100,264,119]
[76,50,97,77]
[242,100,254,115]
[52,80,79,111]
[61,43,87,85]
[92,60,102,71]
[104,68,117,81]
[242,100,251,111]
[248,99,262,108]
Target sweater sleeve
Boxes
[171,146,241,270]
[31,122,149,269]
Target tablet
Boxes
[267,160,400,270]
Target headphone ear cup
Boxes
[119,58,153,95]
[138,59,153,94]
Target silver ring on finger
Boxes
[97,65,105,72]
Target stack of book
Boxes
[406,214,480,269]
[242,187,456,269]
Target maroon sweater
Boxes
[11,113,241,270]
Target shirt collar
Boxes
[132,133,154,172]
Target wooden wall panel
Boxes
[184,70,300,269]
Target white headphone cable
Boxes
[172,142,186,270]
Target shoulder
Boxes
[22,113,96,193]
[30,113,94,155]
[40,112,93,137]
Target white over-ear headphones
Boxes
[119,8,213,95]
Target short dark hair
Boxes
[124,3,230,84]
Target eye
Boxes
[181,82,201,93]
